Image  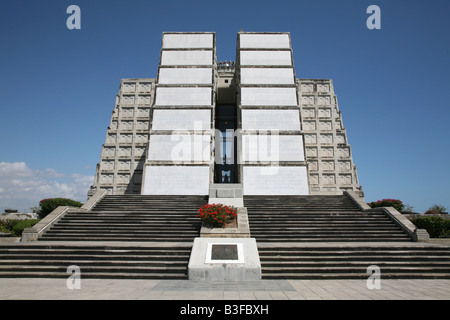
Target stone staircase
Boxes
[244,195,411,242]
[39,195,206,242]
[244,195,450,279]
[257,243,450,279]
[0,242,191,279]
[0,195,206,279]
[1,193,449,280]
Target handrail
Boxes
[344,191,429,242]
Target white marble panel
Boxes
[161,50,213,66]
[241,88,297,106]
[147,134,211,162]
[158,68,213,85]
[240,68,295,85]
[163,33,213,49]
[240,34,290,49]
[241,87,297,106]
[142,165,210,195]
[151,109,211,131]
[243,166,309,195]
[155,87,212,106]
[241,110,300,130]
[240,51,292,66]
[242,135,305,162]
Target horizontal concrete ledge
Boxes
[256,241,449,248]
[0,240,194,248]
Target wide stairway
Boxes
[0,195,206,279]
[245,195,450,279]
[0,243,192,279]
[40,195,205,242]
[244,195,410,242]
[1,194,449,279]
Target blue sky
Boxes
[0,0,449,213]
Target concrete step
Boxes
[257,244,450,279]
[0,243,191,279]
[244,194,411,242]
[39,195,206,242]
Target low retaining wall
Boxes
[21,189,107,242]
[344,191,430,242]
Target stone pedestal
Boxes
[188,238,261,281]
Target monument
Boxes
[89,31,363,198]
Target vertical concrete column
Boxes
[141,32,217,195]
[236,32,309,195]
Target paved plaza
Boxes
[1,278,449,300]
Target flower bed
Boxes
[197,203,237,228]
[368,199,404,212]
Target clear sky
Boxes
[0,0,449,213]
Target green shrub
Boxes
[0,219,40,236]
[0,219,8,233]
[368,199,405,212]
[10,219,40,237]
[39,198,83,218]
[424,204,448,215]
[410,216,450,238]
[2,219,21,232]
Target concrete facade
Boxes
[89,78,156,196]
[89,32,363,197]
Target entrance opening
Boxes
[214,104,237,183]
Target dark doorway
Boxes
[214,105,237,183]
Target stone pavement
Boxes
[1,278,449,300]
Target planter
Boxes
[200,207,250,238]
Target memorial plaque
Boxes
[155,87,212,106]
[241,110,301,130]
[240,50,292,66]
[240,68,294,85]
[204,242,245,264]
[163,33,213,49]
[161,50,213,66]
[151,109,211,131]
[243,166,309,195]
[242,135,305,162]
[142,165,209,195]
[241,87,298,106]
[158,67,213,85]
[147,134,211,162]
[211,244,238,260]
[239,33,290,49]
